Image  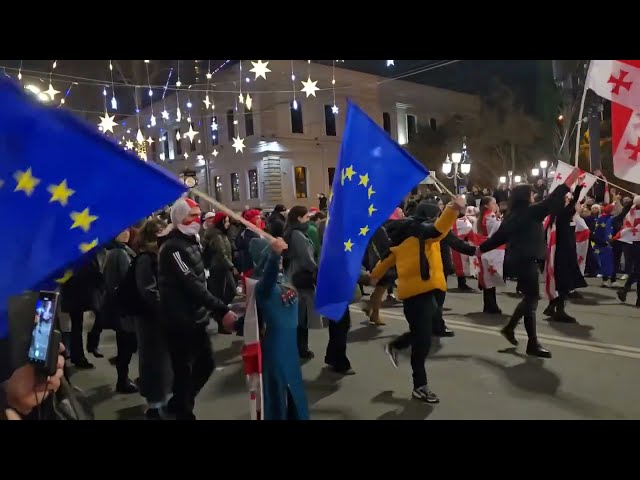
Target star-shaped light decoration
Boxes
[301,76,319,97]
[245,93,253,110]
[98,113,118,133]
[161,110,170,120]
[212,149,219,157]
[44,83,60,100]
[184,124,199,143]
[176,108,182,122]
[147,136,154,145]
[238,93,244,104]
[159,153,166,161]
[136,129,145,143]
[232,136,245,153]
[125,140,134,150]
[250,60,271,80]
[203,95,211,109]
[70,208,98,232]
[150,115,157,127]
[47,179,75,206]
[211,120,218,131]
[176,131,181,140]
[386,60,394,67]
[331,104,339,115]
[14,168,41,197]
[184,152,189,159]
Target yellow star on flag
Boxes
[368,204,377,217]
[344,238,354,252]
[47,180,75,206]
[341,169,346,186]
[344,165,356,181]
[14,168,41,196]
[70,208,98,232]
[594,249,600,254]
[358,173,369,187]
[359,225,370,236]
[79,238,99,253]
[55,270,74,284]
[367,185,375,199]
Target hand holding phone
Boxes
[28,291,61,376]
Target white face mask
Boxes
[178,222,201,236]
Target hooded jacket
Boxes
[371,204,458,299]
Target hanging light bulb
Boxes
[186,100,192,108]
[291,74,295,81]
[176,80,182,87]
[148,89,153,97]
[18,72,22,80]
[150,115,157,127]
[293,99,298,110]
[53,61,57,69]
[102,88,107,96]
[176,108,182,122]
[111,96,118,110]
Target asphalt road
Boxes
[69,277,640,420]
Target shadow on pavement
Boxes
[464,312,510,327]
[305,368,343,405]
[83,384,117,408]
[569,290,615,306]
[347,326,396,344]
[115,404,147,421]
[371,390,434,420]
[448,288,479,294]
[476,348,627,419]
[209,364,246,396]
[214,340,244,366]
[545,321,595,340]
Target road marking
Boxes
[349,307,640,360]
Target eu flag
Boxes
[315,100,429,320]
[0,78,186,334]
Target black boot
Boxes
[482,288,502,314]
[617,290,627,303]
[116,376,139,394]
[501,304,524,346]
[297,327,314,359]
[523,309,551,358]
[542,299,556,317]
[550,297,577,323]
[457,277,474,292]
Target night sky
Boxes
[0,59,541,115]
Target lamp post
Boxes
[442,139,471,194]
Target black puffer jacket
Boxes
[158,229,229,329]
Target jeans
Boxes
[391,291,437,388]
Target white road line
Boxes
[349,307,640,360]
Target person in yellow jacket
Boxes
[371,195,467,403]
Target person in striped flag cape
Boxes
[615,196,640,306]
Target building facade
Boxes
[116,61,481,210]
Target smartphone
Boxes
[28,291,60,375]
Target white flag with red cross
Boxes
[585,60,640,184]
[451,216,477,278]
[242,278,263,420]
[613,206,640,244]
[548,160,598,202]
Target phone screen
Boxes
[27,292,58,365]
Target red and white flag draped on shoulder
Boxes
[585,60,640,184]
[468,211,505,289]
[451,216,478,278]
[242,278,264,420]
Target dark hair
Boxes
[137,218,167,251]
[311,211,327,222]
[508,184,533,213]
[274,204,286,213]
[286,205,308,227]
[477,196,495,233]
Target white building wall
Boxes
[116,61,480,211]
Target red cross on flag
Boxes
[613,206,640,244]
[586,60,640,184]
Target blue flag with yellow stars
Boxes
[0,78,186,336]
[315,100,429,320]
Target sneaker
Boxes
[384,343,399,369]
[597,274,603,279]
[412,385,440,404]
[611,281,624,288]
[602,280,612,288]
[621,274,629,281]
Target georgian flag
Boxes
[575,214,591,276]
[586,60,640,184]
[451,216,476,278]
[242,278,264,421]
[613,206,640,244]
[470,213,505,289]
[548,160,598,202]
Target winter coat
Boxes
[364,224,396,285]
[203,226,236,305]
[158,229,230,329]
[102,241,135,331]
[441,231,476,277]
[235,227,260,273]
[371,206,458,300]
[60,249,107,314]
[266,211,286,238]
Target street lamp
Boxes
[499,176,507,184]
[442,139,471,194]
[531,168,540,177]
[514,175,522,183]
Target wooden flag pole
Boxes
[574,84,589,168]
[191,188,277,243]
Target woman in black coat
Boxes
[134,219,173,419]
[542,185,587,323]
[479,168,582,358]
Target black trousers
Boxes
[325,310,351,371]
[432,289,446,334]
[86,310,104,352]
[623,243,640,296]
[69,309,88,363]
[392,291,437,389]
[115,329,137,381]
[506,261,540,341]
[167,323,215,419]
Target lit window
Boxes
[294,166,307,198]
[230,172,240,201]
[248,169,259,199]
[214,176,223,201]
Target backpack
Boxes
[114,255,143,316]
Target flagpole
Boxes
[574,82,589,168]
[594,177,636,197]
[192,188,277,243]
